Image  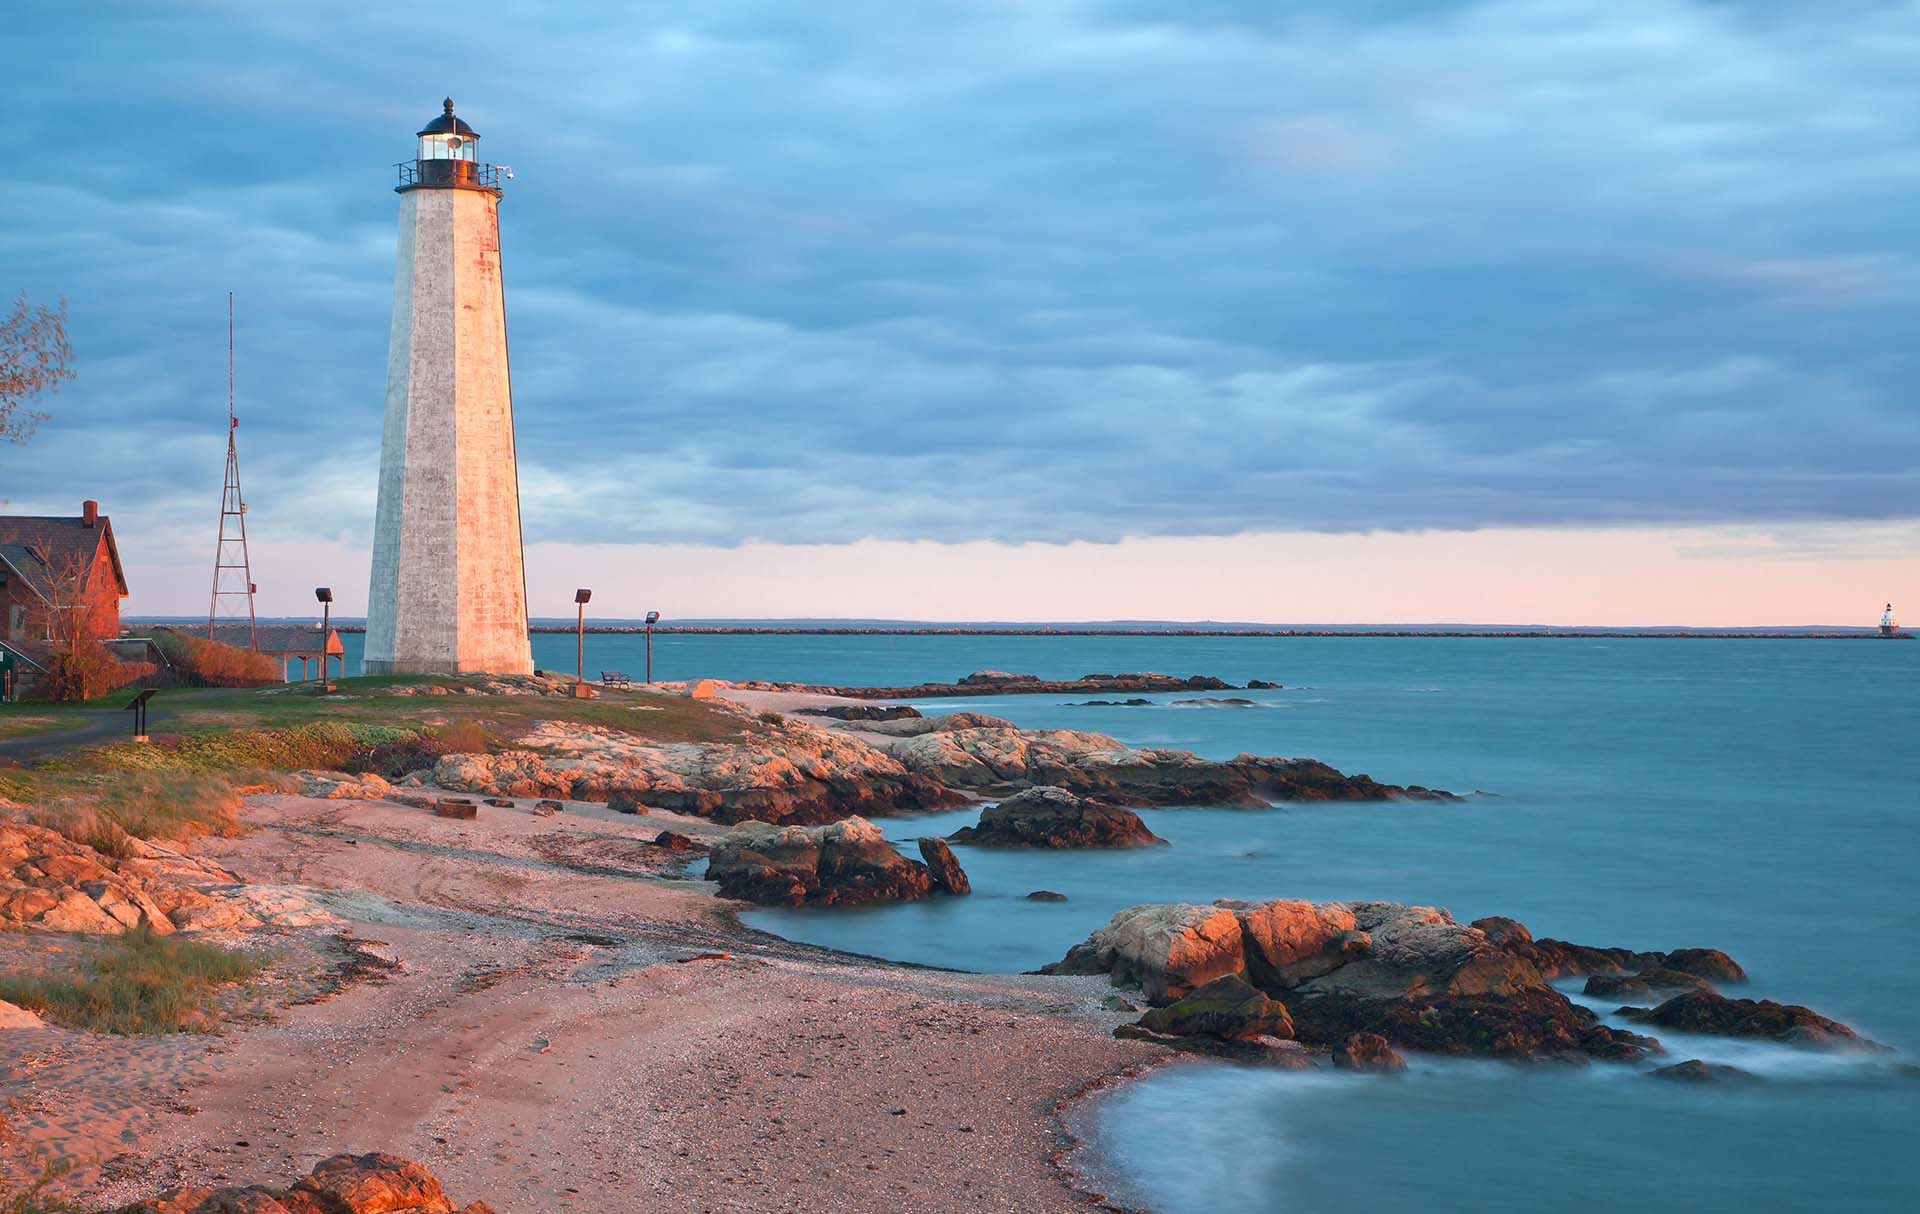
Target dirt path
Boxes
[5,792,1155,1212]
[0,704,149,763]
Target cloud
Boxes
[1,0,1916,580]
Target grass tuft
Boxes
[0,928,265,1035]
[0,1158,86,1214]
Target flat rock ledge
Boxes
[748,671,1245,699]
[112,1151,494,1213]
[705,816,971,907]
[432,717,965,826]
[2,820,335,937]
[1043,900,1869,1064]
[948,786,1165,848]
[877,715,1457,807]
[428,706,1449,828]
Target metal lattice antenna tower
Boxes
[206,293,258,647]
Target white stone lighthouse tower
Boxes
[364,99,533,676]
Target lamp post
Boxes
[314,587,334,692]
[645,610,660,684]
[575,589,592,696]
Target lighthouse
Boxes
[364,100,533,676]
[1882,604,1899,637]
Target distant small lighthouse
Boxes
[364,100,533,676]
[1882,603,1900,637]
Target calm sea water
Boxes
[351,631,1919,1211]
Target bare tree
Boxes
[31,549,139,701]
[1,292,75,444]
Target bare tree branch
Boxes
[1,292,76,444]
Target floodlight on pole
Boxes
[314,587,334,692]
[644,610,661,684]
[575,589,592,694]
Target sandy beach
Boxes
[3,779,1159,1211]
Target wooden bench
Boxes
[601,671,633,688]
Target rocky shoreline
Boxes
[3,672,1898,1212]
[1044,899,1875,1070]
[412,688,1454,829]
[742,669,1255,699]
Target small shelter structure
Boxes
[207,624,345,683]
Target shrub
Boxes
[41,642,152,702]
[0,927,265,1034]
[151,631,282,688]
[340,719,502,779]
[93,722,410,775]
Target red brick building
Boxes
[0,501,130,691]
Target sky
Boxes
[1,0,1915,625]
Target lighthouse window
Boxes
[418,133,476,162]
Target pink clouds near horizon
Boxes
[115,521,1918,629]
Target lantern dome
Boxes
[418,98,478,139]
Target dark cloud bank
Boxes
[2,0,1916,564]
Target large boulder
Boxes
[1048,898,1685,1062]
[116,1187,293,1213]
[705,817,933,907]
[1288,983,1659,1061]
[1624,990,1868,1047]
[1228,899,1371,989]
[113,1151,495,1213]
[915,837,971,894]
[1137,974,1293,1041]
[1042,898,1843,1063]
[1289,903,1544,1001]
[947,786,1165,848]
[1045,903,1246,1002]
[291,1151,458,1212]
[1333,1032,1407,1071]
[1279,905,1634,1058]
[1513,936,1750,1008]
[1583,968,1716,1001]
[1659,948,1748,983]
[1649,1059,1758,1083]
[0,999,44,1029]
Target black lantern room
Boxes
[397,99,502,193]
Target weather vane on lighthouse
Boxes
[363,99,533,675]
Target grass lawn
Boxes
[1,676,758,847]
[152,676,750,744]
[0,928,265,1034]
[0,716,69,740]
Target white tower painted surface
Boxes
[364,100,532,675]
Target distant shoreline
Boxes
[329,625,1908,640]
[123,617,1910,640]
